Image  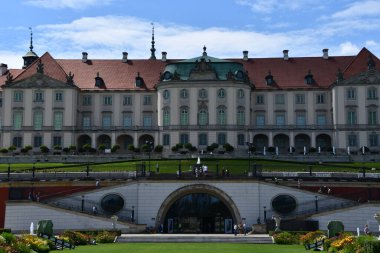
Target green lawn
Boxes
[70,243,306,253]
[0,158,379,174]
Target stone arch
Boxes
[77,134,91,149]
[294,133,311,152]
[155,184,241,230]
[116,134,134,151]
[273,134,289,153]
[138,134,154,148]
[316,134,332,151]
[97,134,111,149]
[253,134,269,150]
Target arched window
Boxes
[237,89,244,99]
[180,89,188,99]
[163,107,170,126]
[180,107,189,125]
[237,106,245,125]
[218,88,226,98]
[217,106,226,125]
[368,87,378,100]
[163,90,170,100]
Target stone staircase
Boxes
[116,233,273,243]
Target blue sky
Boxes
[1,0,380,68]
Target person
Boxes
[364,224,370,235]
[95,180,100,187]
[36,192,40,202]
[243,223,247,235]
[233,224,237,236]
[92,205,97,214]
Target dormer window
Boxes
[304,70,314,85]
[135,72,143,87]
[163,71,172,81]
[265,71,274,85]
[95,72,105,87]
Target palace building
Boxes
[0,31,379,156]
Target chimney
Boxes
[322,48,329,59]
[122,52,128,63]
[243,50,249,61]
[161,51,167,62]
[283,50,289,60]
[0,63,8,75]
[82,52,88,63]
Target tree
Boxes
[127,144,135,152]
[40,145,50,154]
[111,144,120,153]
[8,145,16,153]
[0,148,8,154]
[154,145,163,153]
[98,144,106,152]
[223,143,234,152]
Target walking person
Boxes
[233,224,237,236]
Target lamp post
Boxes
[263,206,267,223]
[146,141,153,173]
[246,142,254,176]
[315,196,319,213]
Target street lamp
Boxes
[145,141,153,173]
[246,142,254,176]
[263,206,267,223]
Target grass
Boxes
[71,243,306,253]
[0,158,379,174]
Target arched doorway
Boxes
[97,134,111,149]
[77,135,91,149]
[157,184,240,234]
[294,134,311,152]
[316,134,331,151]
[253,134,269,151]
[138,134,154,148]
[116,134,134,151]
[273,134,289,153]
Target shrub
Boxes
[40,145,49,154]
[62,231,90,245]
[1,232,16,244]
[14,241,31,253]
[95,231,116,243]
[0,148,8,154]
[273,231,298,244]
[22,235,50,253]
[127,144,135,152]
[98,144,106,151]
[154,145,163,153]
[111,144,120,153]
[0,235,5,244]
[299,230,325,245]
[223,143,234,152]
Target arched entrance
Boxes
[77,135,91,148]
[273,134,289,153]
[316,134,331,150]
[294,134,311,152]
[156,184,240,234]
[97,134,111,149]
[116,134,134,151]
[253,134,269,151]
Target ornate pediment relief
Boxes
[341,69,380,85]
[189,58,218,80]
[3,73,74,89]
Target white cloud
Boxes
[24,0,113,9]
[338,42,360,55]
[0,51,25,69]
[235,0,319,13]
[332,0,380,19]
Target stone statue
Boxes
[272,215,281,232]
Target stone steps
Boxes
[116,234,274,243]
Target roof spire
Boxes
[29,27,34,52]
[203,45,207,56]
[150,22,156,60]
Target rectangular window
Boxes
[53,111,63,130]
[276,114,285,126]
[368,88,377,100]
[123,95,132,105]
[13,136,22,148]
[255,115,265,126]
[275,94,285,104]
[217,133,226,145]
[347,111,357,125]
[347,88,356,100]
[369,134,378,147]
[348,134,357,147]
[163,110,170,126]
[103,95,112,105]
[256,95,264,105]
[317,93,325,104]
[13,111,23,130]
[83,115,91,128]
[53,136,62,146]
[143,115,152,127]
[102,115,112,128]
[14,91,23,102]
[163,134,170,146]
[199,133,208,146]
[180,134,189,144]
[237,134,245,146]
[33,136,43,148]
[143,95,152,105]
[55,91,63,102]
[123,114,132,127]
[295,94,305,104]
[296,112,306,126]
[368,111,377,125]
[83,95,92,106]
[316,114,326,125]
[34,91,44,102]
[33,111,43,130]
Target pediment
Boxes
[341,68,380,85]
[189,58,218,80]
[3,73,74,89]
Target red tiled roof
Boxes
[0,69,23,90]
[3,47,379,91]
